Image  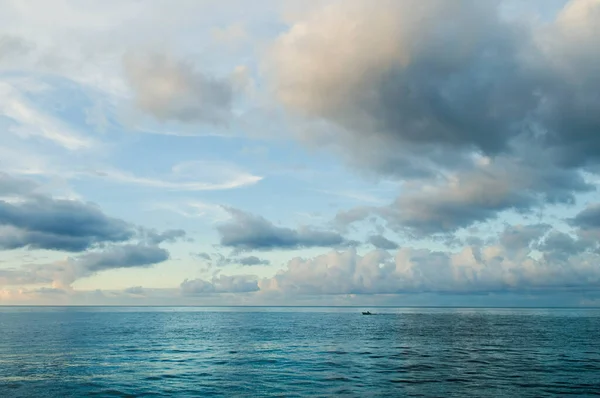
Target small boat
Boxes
[362,311,373,315]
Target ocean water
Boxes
[1,307,599,397]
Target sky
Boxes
[1,0,600,306]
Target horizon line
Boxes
[0,305,599,309]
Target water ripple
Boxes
[1,307,600,397]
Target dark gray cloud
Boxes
[333,207,372,231]
[180,274,259,295]
[142,228,186,245]
[537,230,593,263]
[336,158,593,236]
[193,252,212,261]
[193,252,270,266]
[571,204,600,230]
[74,244,169,272]
[0,173,187,254]
[0,196,134,251]
[217,207,350,251]
[238,256,270,266]
[272,0,600,176]
[270,1,543,176]
[368,235,398,250]
[123,52,233,124]
[499,224,551,253]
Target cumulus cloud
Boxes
[0,172,182,290]
[269,0,541,174]
[267,0,600,235]
[380,159,592,235]
[271,0,600,171]
[216,207,352,251]
[180,274,259,295]
[0,193,134,252]
[368,235,399,250]
[259,223,600,295]
[536,230,590,263]
[72,244,169,272]
[16,243,172,290]
[332,155,593,236]
[570,203,600,230]
[123,53,233,124]
[0,172,191,253]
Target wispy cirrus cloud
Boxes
[0,80,96,150]
[7,160,262,192]
[86,162,262,191]
[147,200,231,222]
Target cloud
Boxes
[259,223,600,295]
[0,172,182,291]
[269,0,600,173]
[123,53,233,124]
[149,200,231,222]
[211,23,248,46]
[193,252,270,267]
[537,230,590,263]
[0,80,96,150]
[238,256,270,266]
[180,274,259,295]
[86,161,262,191]
[335,157,593,235]
[193,252,212,261]
[267,0,600,236]
[0,171,38,197]
[0,35,33,64]
[0,194,134,252]
[124,286,145,295]
[0,268,49,286]
[140,228,186,245]
[499,223,551,252]
[269,0,541,174]
[368,235,398,250]
[217,207,351,251]
[72,244,169,273]
[570,203,600,230]
[16,243,173,290]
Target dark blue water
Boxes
[1,307,600,397]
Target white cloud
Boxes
[259,223,600,295]
[147,200,230,222]
[0,80,96,150]
[86,160,262,191]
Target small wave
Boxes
[390,379,441,384]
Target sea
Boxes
[1,306,599,397]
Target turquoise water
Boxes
[1,307,599,397]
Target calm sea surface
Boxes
[1,307,599,397]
